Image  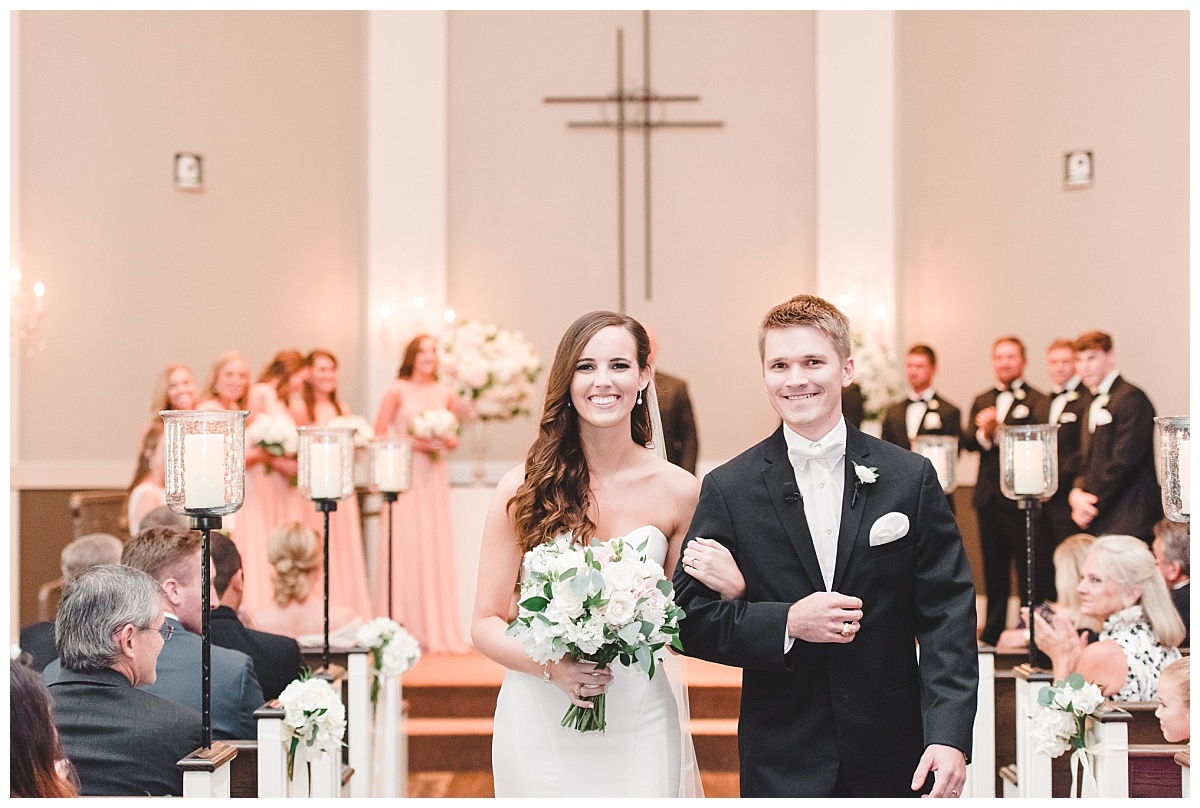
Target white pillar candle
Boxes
[926,445,950,490]
[310,442,344,499]
[1013,440,1045,496]
[1179,438,1190,516]
[183,433,226,509]
[374,445,409,493]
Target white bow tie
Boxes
[788,440,845,471]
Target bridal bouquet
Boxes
[247,413,299,461]
[278,672,347,781]
[1031,673,1104,796]
[327,414,374,450]
[355,617,422,710]
[507,533,685,733]
[439,320,542,422]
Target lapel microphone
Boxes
[783,481,803,504]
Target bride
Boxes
[472,311,740,797]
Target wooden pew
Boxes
[253,668,349,799]
[963,646,995,797]
[989,649,1026,796]
[1177,750,1190,797]
[178,741,238,798]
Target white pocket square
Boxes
[869,512,910,546]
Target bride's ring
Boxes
[574,685,582,697]
[841,622,853,637]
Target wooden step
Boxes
[403,682,740,719]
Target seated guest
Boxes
[45,527,265,740]
[20,533,123,671]
[138,504,190,530]
[209,531,303,701]
[254,521,362,647]
[1155,656,1189,743]
[997,533,1101,651]
[1035,534,1184,700]
[1152,518,1189,648]
[11,659,78,797]
[46,565,201,796]
[880,344,962,451]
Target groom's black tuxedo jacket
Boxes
[674,423,978,797]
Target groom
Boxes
[674,295,977,798]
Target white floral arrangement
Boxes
[355,617,422,708]
[851,328,903,422]
[506,532,685,733]
[278,672,347,781]
[1030,673,1104,758]
[409,408,460,441]
[439,320,542,422]
[246,413,299,459]
[327,414,374,449]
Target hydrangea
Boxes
[247,413,300,457]
[439,320,542,422]
[1030,673,1105,758]
[355,617,421,708]
[278,674,346,780]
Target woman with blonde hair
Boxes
[1036,534,1184,700]
[252,521,361,647]
[996,533,1101,650]
[198,351,250,411]
[1155,656,1189,742]
[127,422,166,535]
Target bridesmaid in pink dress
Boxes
[235,350,308,615]
[372,335,470,653]
[289,349,372,621]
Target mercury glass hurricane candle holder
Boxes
[160,410,248,515]
[911,434,959,494]
[998,423,1059,503]
[1155,416,1190,523]
[298,426,357,501]
[370,437,414,495]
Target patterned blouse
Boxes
[1100,605,1181,701]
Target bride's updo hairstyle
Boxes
[269,521,322,607]
[509,311,652,552]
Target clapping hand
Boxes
[975,406,998,441]
[1068,488,1099,529]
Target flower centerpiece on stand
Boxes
[1029,673,1105,797]
[355,616,422,710]
[851,327,903,425]
[506,533,685,733]
[438,319,542,479]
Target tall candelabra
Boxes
[912,434,959,494]
[1155,416,1190,523]
[997,423,1059,667]
[370,437,414,619]
[161,409,248,748]
[298,426,357,671]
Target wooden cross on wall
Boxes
[544,11,723,314]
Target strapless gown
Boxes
[491,525,683,797]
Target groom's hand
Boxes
[911,743,966,798]
[786,592,863,643]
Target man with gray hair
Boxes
[46,564,201,796]
[19,533,123,671]
[1153,518,1190,648]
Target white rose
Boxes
[1070,682,1104,716]
[602,558,639,594]
[602,590,638,626]
[550,579,587,617]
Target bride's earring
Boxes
[637,389,644,405]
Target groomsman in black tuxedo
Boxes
[962,337,1051,646]
[1043,339,1092,550]
[880,344,962,451]
[1068,330,1162,543]
[675,295,976,798]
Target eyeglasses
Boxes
[142,623,174,641]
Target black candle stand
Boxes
[189,513,224,748]
[381,491,399,619]
[313,499,338,671]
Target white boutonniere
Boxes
[1059,411,1077,424]
[923,411,942,431]
[851,463,878,509]
[1093,408,1113,427]
[1095,393,1110,409]
[927,398,940,411]
[1011,404,1030,420]
[1066,390,1080,402]
[1013,387,1026,401]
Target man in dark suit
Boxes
[646,327,700,474]
[1152,518,1189,648]
[962,336,1051,646]
[47,526,265,739]
[674,295,977,798]
[47,564,201,796]
[19,532,123,671]
[841,382,865,429]
[880,344,962,451]
[1068,330,1162,543]
[209,531,303,701]
[1042,339,1092,547]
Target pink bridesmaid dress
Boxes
[302,405,373,622]
[373,380,470,653]
[233,383,300,614]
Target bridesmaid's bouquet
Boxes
[246,413,299,472]
[409,408,460,461]
[327,414,374,450]
[507,533,685,733]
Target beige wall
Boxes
[897,10,1189,418]
[15,10,367,473]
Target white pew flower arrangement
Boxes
[1030,673,1104,797]
[356,617,422,711]
[278,671,347,781]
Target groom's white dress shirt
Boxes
[782,417,848,653]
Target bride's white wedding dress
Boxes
[492,525,684,797]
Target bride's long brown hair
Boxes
[508,311,653,552]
